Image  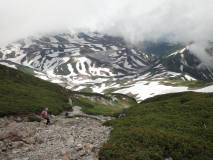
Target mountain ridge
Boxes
[1,32,213,101]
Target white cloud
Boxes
[0,0,213,64]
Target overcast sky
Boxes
[0,0,213,64]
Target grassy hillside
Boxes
[70,92,137,116]
[0,64,136,117]
[0,64,71,117]
[99,92,213,160]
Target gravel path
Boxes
[0,106,113,160]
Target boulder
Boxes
[83,142,93,151]
[63,156,70,160]
[16,117,22,122]
[0,118,9,128]
[28,129,36,137]
[0,141,4,148]
[60,148,68,156]
[24,137,35,145]
[34,136,45,144]
[12,149,22,154]
[66,136,75,146]
[75,144,83,151]
[13,158,29,160]
[1,142,7,152]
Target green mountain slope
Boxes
[0,64,71,117]
[0,64,136,117]
[100,92,213,160]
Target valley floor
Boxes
[0,107,113,160]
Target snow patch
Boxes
[0,62,16,69]
[196,85,213,92]
[184,75,196,81]
[114,81,188,101]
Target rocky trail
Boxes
[0,106,113,160]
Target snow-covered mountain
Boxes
[0,32,156,84]
[162,47,213,81]
[0,33,155,76]
[1,32,213,101]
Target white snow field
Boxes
[114,81,213,101]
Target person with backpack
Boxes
[119,112,126,118]
[41,108,50,125]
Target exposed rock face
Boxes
[0,107,112,160]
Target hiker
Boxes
[41,108,50,125]
[119,112,126,118]
[65,112,69,118]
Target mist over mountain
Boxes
[1,0,213,67]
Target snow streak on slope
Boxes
[0,32,155,89]
[0,32,212,102]
[0,62,17,69]
[163,46,213,81]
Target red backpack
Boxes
[41,111,44,118]
[41,111,47,118]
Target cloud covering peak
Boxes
[1,0,213,60]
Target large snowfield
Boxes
[114,81,213,101]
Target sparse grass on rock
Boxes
[71,92,137,116]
